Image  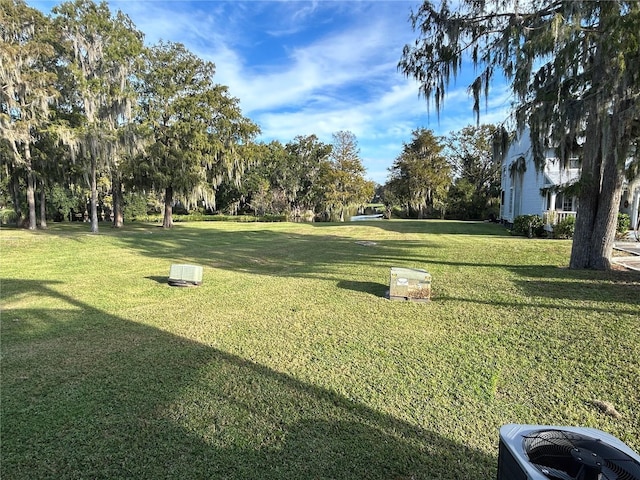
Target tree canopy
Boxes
[322,130,375,222]
[1,0,386,227]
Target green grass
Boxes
[1,220,638,479]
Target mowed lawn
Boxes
[1,220,638,479]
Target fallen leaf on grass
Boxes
[590,399,622,419]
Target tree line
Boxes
[1,0,503,231]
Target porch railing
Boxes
[543,210,577,226]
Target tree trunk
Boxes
[90,158,99,233]
[24,144,37,230]
[112,171,124,228]
[26,172,37,230]
[588,111,628,270]
[570,104,628,270]
[589,177,623,270]
[385,205,392,219]
[568,35,634,271]
[39,180,47,229]
[163,185,174,228]
[569,111,602,269]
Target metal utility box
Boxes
[389,267,431,301]
[168,264,203,286]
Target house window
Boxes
[569,157,580,169]
[562,195,575,212]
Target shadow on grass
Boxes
[511,265,640,307]
[437,293,639,316]
[438,265,640,312]
[1,279,496,479]
[11,223,639,310]
[145,275,170,284]
[109,223,435,279]
[336,280,389,298]
[418,259,640,309]
[436,264,640,314]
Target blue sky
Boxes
[32,0,512,184]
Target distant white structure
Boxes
[499,130,639,232]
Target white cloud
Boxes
[217,13,406,114]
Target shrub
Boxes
[48,185,77,221]
[617,213,631,237]
[512,214,545,237]
[123,193,149,220]
[0,208,18,225]
[553,215,575,239]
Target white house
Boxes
[499,131,640,232]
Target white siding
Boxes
[499,127,634,228]
[499,132,546,223]
[499,130,580,223]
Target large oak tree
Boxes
[133,41,259,228]
[400,0,640,269]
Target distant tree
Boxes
[246,140,291,215]
[321,131,375,222]
[53,0,143,232]
[444,125,501,220]
[283,135,332,214]
[202,141,282,217]
[232,137,333,219]
[446,178,476,220]
[386,129,451,218]
[0,0,58,229]
[247,141,291,216]
[380,183,402,219]
[399,0,640,269]
[371,183,384,204]
[133,41,259,228]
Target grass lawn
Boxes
[1,220,638,479]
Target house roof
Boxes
[543,169,580,188]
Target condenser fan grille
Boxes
[523,430,640,480]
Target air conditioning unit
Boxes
[168,264,203,287]
[497,424,640,480]
[388,267,431,301]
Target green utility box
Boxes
[168,264,203,287]
[389,267,431,301]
